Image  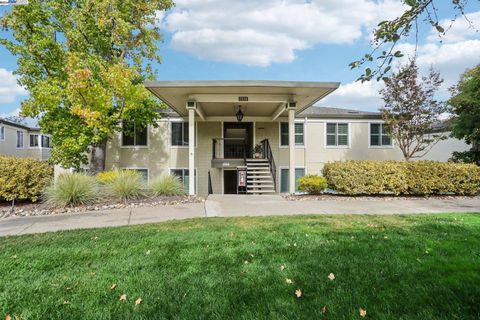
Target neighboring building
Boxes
[0,118,52,161]
[100,80,469,196]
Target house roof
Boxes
[0,118,40,131]
[145,80,340,119]
[298,106,382,119]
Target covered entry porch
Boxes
[145,80,339,195]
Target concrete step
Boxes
[246,190,276,194]
[247,179,273,182]
[246,158,269,162]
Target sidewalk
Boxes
[1,196,479,237]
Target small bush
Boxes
[297,175,327,194]
[323,160,480,196]
[104,170,144,201]
[43,173,99,208]
[96,170,119,185]
[150,175,185,196]
[0,155,53,202]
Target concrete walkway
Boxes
[0,195,479,237]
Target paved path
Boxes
[0,196,479,237]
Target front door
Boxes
[224,170,238,194]
[223,122,253,159]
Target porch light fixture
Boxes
[235,106,244,122]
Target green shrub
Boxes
[43,173,99,208]
[150,175,185,196]
[96,170,119,185]
[297,175,328,194]
[104,170,144,201]
[323,160,480,196]
[0,155,53,202]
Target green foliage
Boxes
[43,173,99,208]
[150,175,185,197]
[323,160,480,196]
[0,0,173,170]
[449,64,480,164]
[297,175,328,194]
[0,155,53,202]
[104,170,144,201]
[96,170,120,185]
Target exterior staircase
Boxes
[246,158,275,194]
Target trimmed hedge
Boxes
[297,175,328,194]
[0,155,53,202]
[323,160,480,196]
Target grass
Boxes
[1,213,479,319]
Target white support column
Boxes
[288,107,296,194]
[188,107,196,196]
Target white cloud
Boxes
[320,80,384,111]
[0,68,27,104]
[164,0,405,66]
[427,11,480,43]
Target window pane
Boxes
[135,126,148,146]
[122,122,135,146]
[326,134,336,146]
[41,135,51,148]
[294,123,304,145]
[326,123,336,134]
[0,127,4,140]
[337,124,348,135]
[280,168,289,193]
[30,135,38,147]
[16,131,23,148]
[171,123,183,146]
[382,135,392,146]
[136,169,148,182]
[338,134,348,146]
[280,123,289,146]
[370,134,380,146]
[381,124,389,135]
[295,168,305,192]
[122,133,135,146]
[370,123,380,134]
[183,123,189,146]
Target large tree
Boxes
[0,0,173,173]
[350,0,477,82]
[380,59,447,161]
[449,64,480,164]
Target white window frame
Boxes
[169,119,197,148]
[0,126,4,141]
[279,166,306,194]
[120,123,149,148]
[121,167,150,183]
[278,120,305,148]
[324,122,351,149]
[368,122,394,148]
[170,168,197,193]
[16,130,24,149]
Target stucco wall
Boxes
[0,123,28,158]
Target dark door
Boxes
[223,122,253,158]
[224,170,238,194]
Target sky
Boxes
[0,0,479,121]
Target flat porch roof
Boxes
[144,80,340,120]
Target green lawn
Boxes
[1,214,480,320]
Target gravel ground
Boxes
[0,196,204,219]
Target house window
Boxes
[171,169,195,192]
[41,135,52,148]
[370,123,392,146]
[124,168,149,182]
[280,122,304,146]
[16,131,24,148]
[0,126,4,141]
[122,122,147,146]
[326,123,349,146]
[280,168,305,193]
[30,134,39,147]
[171,122,189,146]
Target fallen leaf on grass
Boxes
[328,273,335,281]
[321,306,327,313]
[280,265,285,271]
[135,298,142,305]
[63,301,70,305]
[11,255,17,259]
[89,272,96,276]
[286,278,294,284]
[119,294,127,301]
[359,308,367,317]
[110,284,117,290]
[6,314,11,320]
[145,250,151,255]
[295,289,302,298]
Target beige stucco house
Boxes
[103,80,470,196]
[0,118,52,161]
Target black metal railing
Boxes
[208,170,213,194]
[261,139,276,190]
[212,138,247,160]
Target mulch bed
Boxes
[0,196,204,219]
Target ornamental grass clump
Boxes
[104,170,145,201]
[43,173,99,208]
[150,175,185,196]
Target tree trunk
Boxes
[89,140,107,175]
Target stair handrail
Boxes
[260,139,276,191]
